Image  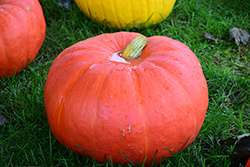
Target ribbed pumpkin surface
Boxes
[44,32,208,165]
[74,0,176,29]
[0,0,46,78]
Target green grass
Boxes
[0,0,249,166]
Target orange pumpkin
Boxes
[44,32,208,165]
[0,0,46,78]
[246,158,250,167]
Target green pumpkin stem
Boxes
[122,35,147,59]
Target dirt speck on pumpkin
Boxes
[128,124,131,133]
[122,129,125,137]
[26,6,31,12]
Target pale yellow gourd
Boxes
[74,0,176,29]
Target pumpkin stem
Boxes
[122,35,147,59]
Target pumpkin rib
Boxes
[103,64,147,162]
[132,63,177,160]
[110,1,121,28]
[52,63,92,144]
[114,1,123,29]
[92,62,118,125]
[13,8,31,63]
[87,63,117,154]
[133,58,203,157]
[45,60,102,144]
[159,0,163,20]
[100,0,107,25]
[86,0,93,20]
[145,0,149,22]
[130,0,135,26]
[150,58,200,140]
[131,67,149,159]
[51,62,115,148]
[152,0,156,22]
[142,56,206,129]
[70,63,111,155]
[75,0,176,29]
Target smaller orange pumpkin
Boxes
[0,0,46,79]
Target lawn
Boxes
[0,0,250,166]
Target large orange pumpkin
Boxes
[0,0,46,78]
[44,32,208,165]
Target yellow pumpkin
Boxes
[74,0,176,29]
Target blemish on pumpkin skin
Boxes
[203,85,208,91]
[163,85,170,91]
[121,129,125,137]
[26,6,31,12]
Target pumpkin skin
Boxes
[246,158,250,167]
[0,0,46,78]
[74,0,176,29]
[44,32,208,165]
